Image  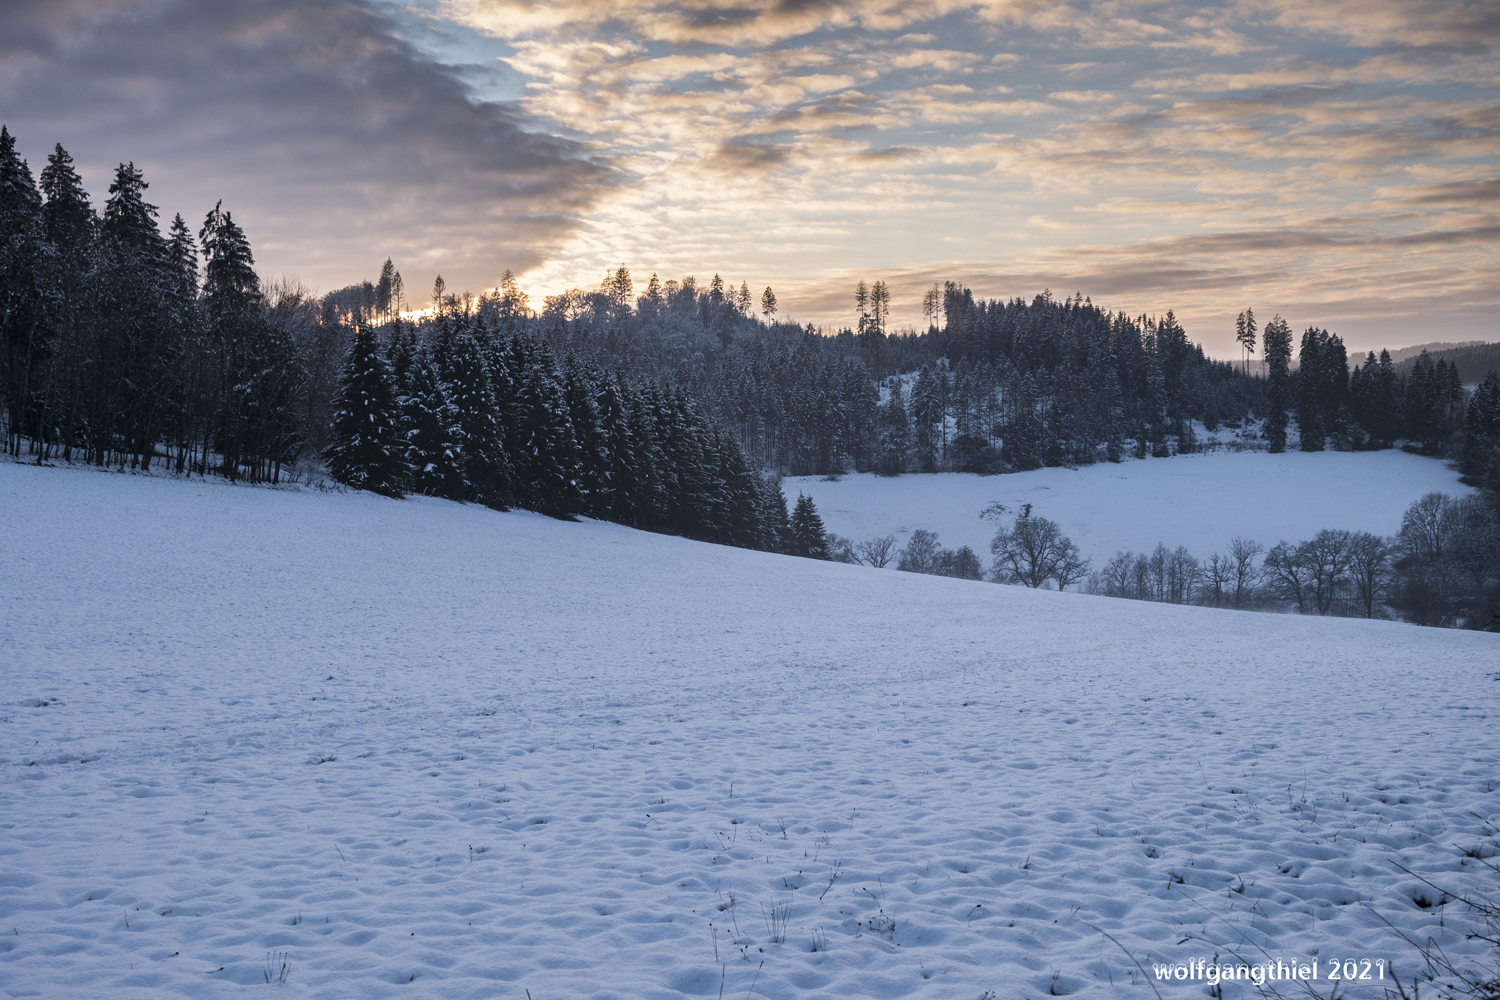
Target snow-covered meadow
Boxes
[787,451,1471,569]
[2,460,1497,999]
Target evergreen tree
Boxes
[0,127,48,459]
[102,162,164,256]
[761,476,794,553]
[1235,307,1256,375]
[197,201,264,478]
[375,258,396,322]
[789,493,829,558]
[36,144,95,463]
[39,144,94,252]
[386,323,416,395]
[760,286,777,318]
[911,365,942,471]
[1295,326,1325,451]
[561,356,612,516]
[1371,349,1399,447]
[166,214,197,294]
[444,332,514,507]
[596,373,642,523]
[1262,315,1292,452]
[1321,331,1349,447]
[878,376,909,475]
[710,428,766,549]
[509,336,584,516]
[626,389,669,529]
[199,201,259,307]
[1460,370,1500,484]
[324,328,408,496]
[238,322,306,483]
[1439,360,1466,441]
[398,347,463,497]
[0,126,43,230]
[657,389,718,537]
[1405,350,1442,451]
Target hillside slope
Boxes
[2,462,1497,999]
[788,450,1469,570]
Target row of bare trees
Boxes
[812,489,1498,629]
[1084,492,1498,627]
[824,505,1090,590]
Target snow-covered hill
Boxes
[2,461,1496,999]
[787,451,1470,569]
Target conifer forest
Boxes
[4,128,1499,565]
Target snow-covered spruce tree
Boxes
[508,336,584,517]
[40,143,95,254]
[1295,327,1326,452]
[385,323,417,398]
[711,427,767,550]
[324,328,408,496]
[596,374,641,524]
[1262,315,1293,453]
[625,389,667,529]
[878,377,909,476]
[661,391,721,540]
[1460,371,1500,486]
[760,476,793,554]
[94,162,185,473]
[398,347,463,498]
[443,332,514,508]
[561,355,612,518]
[789,493,830,559]
[0,127,48,460]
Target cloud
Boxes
[0,0,614,293]
[1253,0,1500,52]
[1390,178,1500,208]
[10,0,1492,346]
[701,142,793,175]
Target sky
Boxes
[1,0,1496,356]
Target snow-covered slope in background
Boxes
[2,461,1496,999]
[787,451,1470,567]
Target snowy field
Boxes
[787,451,1470,569]
[2,460,1498,1000]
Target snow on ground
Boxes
[2,461,1497,1000]
[787,451,1471,569]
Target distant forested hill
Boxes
[1390,342,1500,385]
[4,124,1499,527]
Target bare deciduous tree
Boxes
[1054,543,1091,592]
[1263,541,1312,613]
[1348,531,1394,618]
[1205,552,1232,607]
[1229,537,1263,607]
[1102,551,1134,597]
[898,528,942,574]
[857,534,898,568]
[1301,529,1353,615]
[990,507,1088,589]
[825,532,858,564]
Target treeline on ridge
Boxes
[4,125,1500,537]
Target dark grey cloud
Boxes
[847,145,920,163]
[1397,178,1500,208]
[701,142,791,175]
[0,0,615,293]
